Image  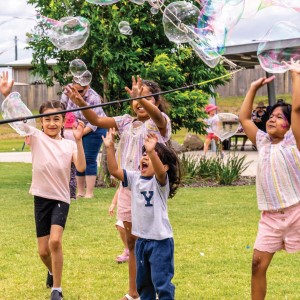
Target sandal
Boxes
[115,249,129,263]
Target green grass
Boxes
[1,163,299,299]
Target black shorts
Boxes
[34,196,70,238]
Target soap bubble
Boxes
[148,0,164,9]
[1,92,36,136]
[129,0,145,5]
[150,7,159,14]
[85,0,120,6]
[258,21,300,73]
[48,16,90,50]
[210,113,240,141]
[163,1,200,44]
[74,70,92,86]
[69,59,87,77]
[118,21,133,35]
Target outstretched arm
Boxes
[239,76,275,144]
[0,71,14,97]
[72,120,86,172]
[289,59,300,149]
[102,128,124,181]
[144,133,167,185]
[125,76,167,136]
[64,85,117,129]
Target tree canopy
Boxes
[28,0,229,134]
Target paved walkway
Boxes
[0,149,258,177]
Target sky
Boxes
[0,1,300,64]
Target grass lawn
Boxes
[1,163,299,299]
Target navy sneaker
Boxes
[50,290,63,300]
[46,272,53,288]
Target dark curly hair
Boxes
[39,100,66,137]
[142,142,181,198]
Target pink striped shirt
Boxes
[256,129,300,211]
[113,113,171,171]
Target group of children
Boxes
[1,58,300,300]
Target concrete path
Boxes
[0,149,258,177]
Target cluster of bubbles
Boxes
[210,113,240,141]
[69,59,92,86]
[162,0,300,72]
[25,0,300,73]
[1,92,36,136]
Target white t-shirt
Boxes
[123,170,173,240]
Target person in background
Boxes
[61,81,107,198]
[203,104,223,156]
[252,101,268,132]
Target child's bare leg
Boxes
[120,221,139,300]
[204,138,211,155]
[251,249,274,300]
[38,235,52,272]
[118,225,128,250]
[49,225,64,288]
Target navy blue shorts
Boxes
[34,196,70,238]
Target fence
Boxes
[0,66,293,110]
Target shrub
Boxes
[180,153,252,185]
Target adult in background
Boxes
[61,81,107,198]
[252,101,268,132]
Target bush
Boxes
[180,153,252,185]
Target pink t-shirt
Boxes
[26,127,77,204]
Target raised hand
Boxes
[72,120,85,141]
[144,133,158,153]
[102,127,116,148]
[125,75,143,99]
[286,58,300,74]
[0,71,14,97]
[64,85,85,106]
[250,75,275,90]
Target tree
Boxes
[28,0,229,134]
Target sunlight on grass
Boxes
[1,163,300,299]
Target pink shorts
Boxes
[206,133,219,141]
[254,203,300,253]
[117,186,132,223]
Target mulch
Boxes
[181,176,256,188]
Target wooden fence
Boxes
[0,66,293,110]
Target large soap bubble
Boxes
[85,0,120,5]
[163,1,200,44]
[257,21,300,74]
[74,70,92,86]
[48,16,90,51]
[118,21,133,35]
[129,0,145,5]
[189,40,220,68]
[1,92,36,136]
[210,113,240,141]
[69,59,87,77]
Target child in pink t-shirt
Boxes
[65,76,171,300]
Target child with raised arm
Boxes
[239,59,300,300]
[65,76,171,300]
[0,73,85,300]
[103,129,180,300]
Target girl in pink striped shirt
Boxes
[239,59,300,300]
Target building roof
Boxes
[223,38,300,69]
[0,58,57,67]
